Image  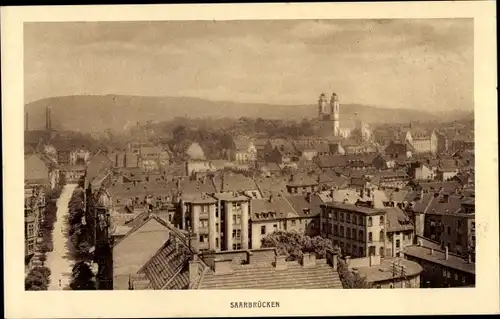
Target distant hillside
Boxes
[25,95,448,134]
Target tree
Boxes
[172,125,188,142]
[337,258,373,289]
[70,261,96,290]
[25,267,50,290]
[261,231,332,261]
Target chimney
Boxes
[188,257,200,285]
[189,233,199,253]
[418,239,423,247]
[330,188,335,199]
[419,189,424,201]
[366,187,371,199]
[326,249,338,270]
[445,246,449,260]
[430,248,434,256]
[275,255,287,270]
[301,253,316,268]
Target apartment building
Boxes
[320,201,387,258]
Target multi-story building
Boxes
[230,138,257,164]
[320,201,387,258]
[403,243,475,287]
[286,174,319,194]
[406,130,439,155]
[407,190,475,257]
[180,193,219,251]
[212,192,250,251]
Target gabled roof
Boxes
[286,173,318,187]
[315,155,347,168]
[25,153,49,183]
[138,237,192,290]
[385,207,414,232]
[113,214,178,282]
[250,197,297,221]
[284,194,323,217]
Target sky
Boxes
[24,19,473,111]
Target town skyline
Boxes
[24,19,473,112]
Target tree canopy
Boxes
[261,231,332,261]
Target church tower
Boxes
[318,93,328,118]
[330,93,340,136]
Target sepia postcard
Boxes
[2,1,499,318]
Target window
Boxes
[380,230,384,241]
[368,232,373,242]
[454,273,458,281]
[380,216,384,224]
[232,244,237,250]
[359,247,364,256]
[360,216,365,226]
[27,224,35,237]
[199,235,204,242]
[232,202,241,210]
[334,211,338,220]
[202,205,208,213]
[346,228,351,239]
[236,244,241,250]
[346,243,351,252]
[291,220,296,226]
[396,239,401,248]
[368,217,373,226]
[273,224,278,231]
[216,238,219,248]
[340,213,344,222]
[346,213,351,223]
[340,226,344,237]
[334,225,339,236]
[261,225,266,235]
[447,226,451,235]
[359,230,364,241]
[169,214,173,222]
[200,219,208,228]
[353,245,357,255]
[457,220,462,228]
[26,237,36,253]
[380,247,385,258]
[352,230,357,241]
[232,230,237,238]
[236,229,241,239]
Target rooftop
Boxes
[403,245,475,275]
[354,257,423,283]
[322,201,387,216]
[197,252,343,290]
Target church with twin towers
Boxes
[317,92,342,138]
